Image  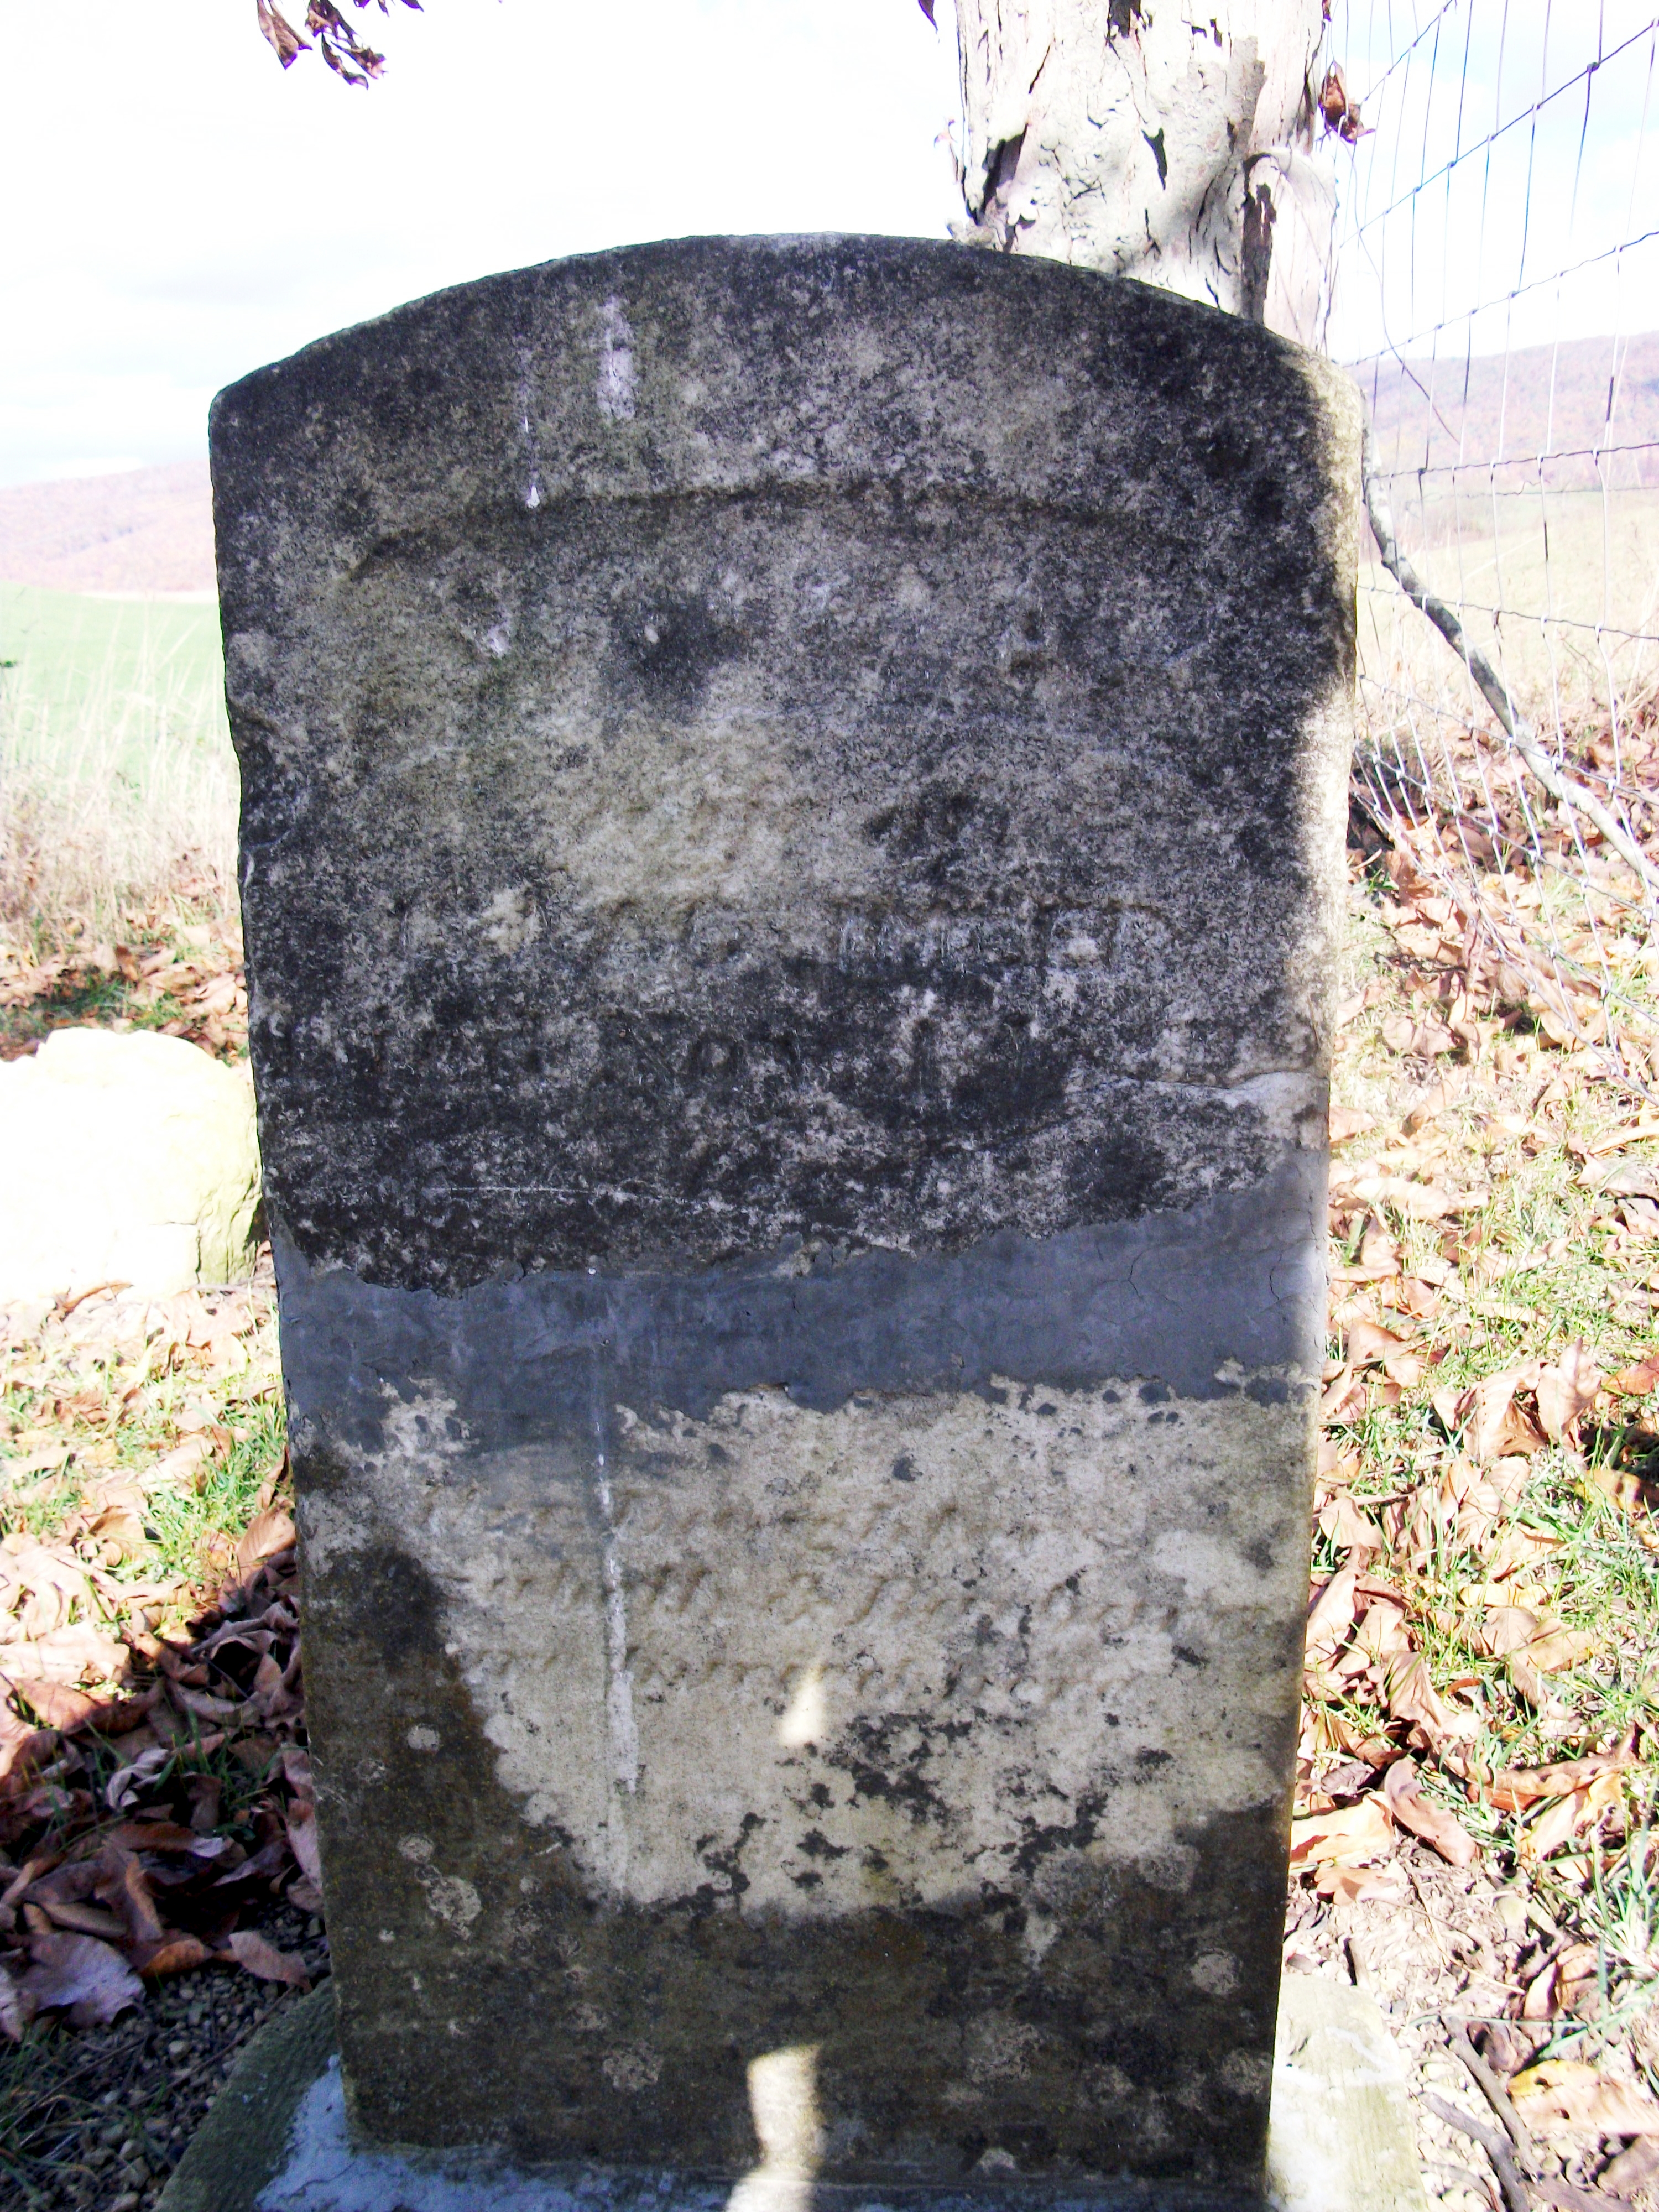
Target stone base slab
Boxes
[155,1977,1428,2212]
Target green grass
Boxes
[1315,863,1659,2023]
[0,898,247,1062]
[142,1405,286,1589]
[0,585,226,769]
[0,1307,283,1598]
[0,586,237,952]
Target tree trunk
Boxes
[949,0,1334,347]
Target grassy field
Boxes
[0,587,236,958]
[0,588,226,758]
[1363,486,1659,744]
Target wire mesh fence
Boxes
[1325,1,1659,1091]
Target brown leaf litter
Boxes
[0,1534,312,2042]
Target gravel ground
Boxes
[2,1906,326,2211]
[1287,1840,1659,2210]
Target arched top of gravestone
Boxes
[212,237,1358,1293]
[211,233,1354,619]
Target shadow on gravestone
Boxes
[208,236,1359,2209]
[156,1976,1433,2212]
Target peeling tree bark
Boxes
[950,0,1334,345]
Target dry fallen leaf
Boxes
[1306,1567,1361,1667]
[1604,2140,1659,2198]
[1489,1454,1533,1506]
[1383,1647,1470,1752]
[1319,1363,1360,1423]
[108,1819,209,1853]
[1521,1958,1561,2020]
[1382,1755,1478,1866]
[1358,1222,1402,1272]
[1395,1275,1442,1319]
[1317,1494,1385,1553]
[235,1508,297,1579]
[19,1931,144,2027]
[1406,1078,1464,1129]
[1536,1339,1603,1443]
[0,1624,127,1687]
[1330,1106,1376,1144]
[1580,1116,1659,1159]
[1518,1768,1626,1863]
[1510,2060,1659,2136]
[1588,1157,1659,1201]
[286,1797,322,1888]
[1524,1625,1598,1672]
[1609,1348,1659,1397]
[1347,1321,1411,1368]
[1556,1940,1600,1999]
[225,1927,310,1989]
[1485,1525,1562,1579]
[1522,1796,1584,1867]
[1589,1459,1659,1515]
[0,1961,33,2042]
[6,1679,101,1731]
[1446,1362,1547,1461]
[2,1538,92,1637]
[1354,1594,1411,1661]
[1510,1650,1578,1721]
[1522,1790,1592,1863]
[85,1479,150,1558]
[0,1710,57,1785]
[1288,1796,1394,1871]
[170,1682,244,1723]
[142,1433,218,1492]
[1483,1607,1595,1673]
[137,1934,213,1979]
[1348,1173,1468,1220]
[1481,1606,1543,1657]
[106,1743,176,1812]
[1317,1442,1362,1492]
[1381,1015,1460,1057]
[34,1899,128,1942]
[95,1844,165,1949]
[1489,1751,1635,1812]
[1319,1861,1408,1905]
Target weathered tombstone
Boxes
[211,236,1358,2207]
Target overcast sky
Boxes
[0,0,959,485]
[1330,2,1659,370]
[2,2,1655,487]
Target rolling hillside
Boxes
[0,461,214,595]
[1355,331,1659,497]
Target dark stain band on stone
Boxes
[304,1530,1296,2195]
[274,1151,1325,1447]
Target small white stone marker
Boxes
[1267,1976,1433,2212]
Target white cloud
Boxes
[20,456,145,482]
[0,0,961,484]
